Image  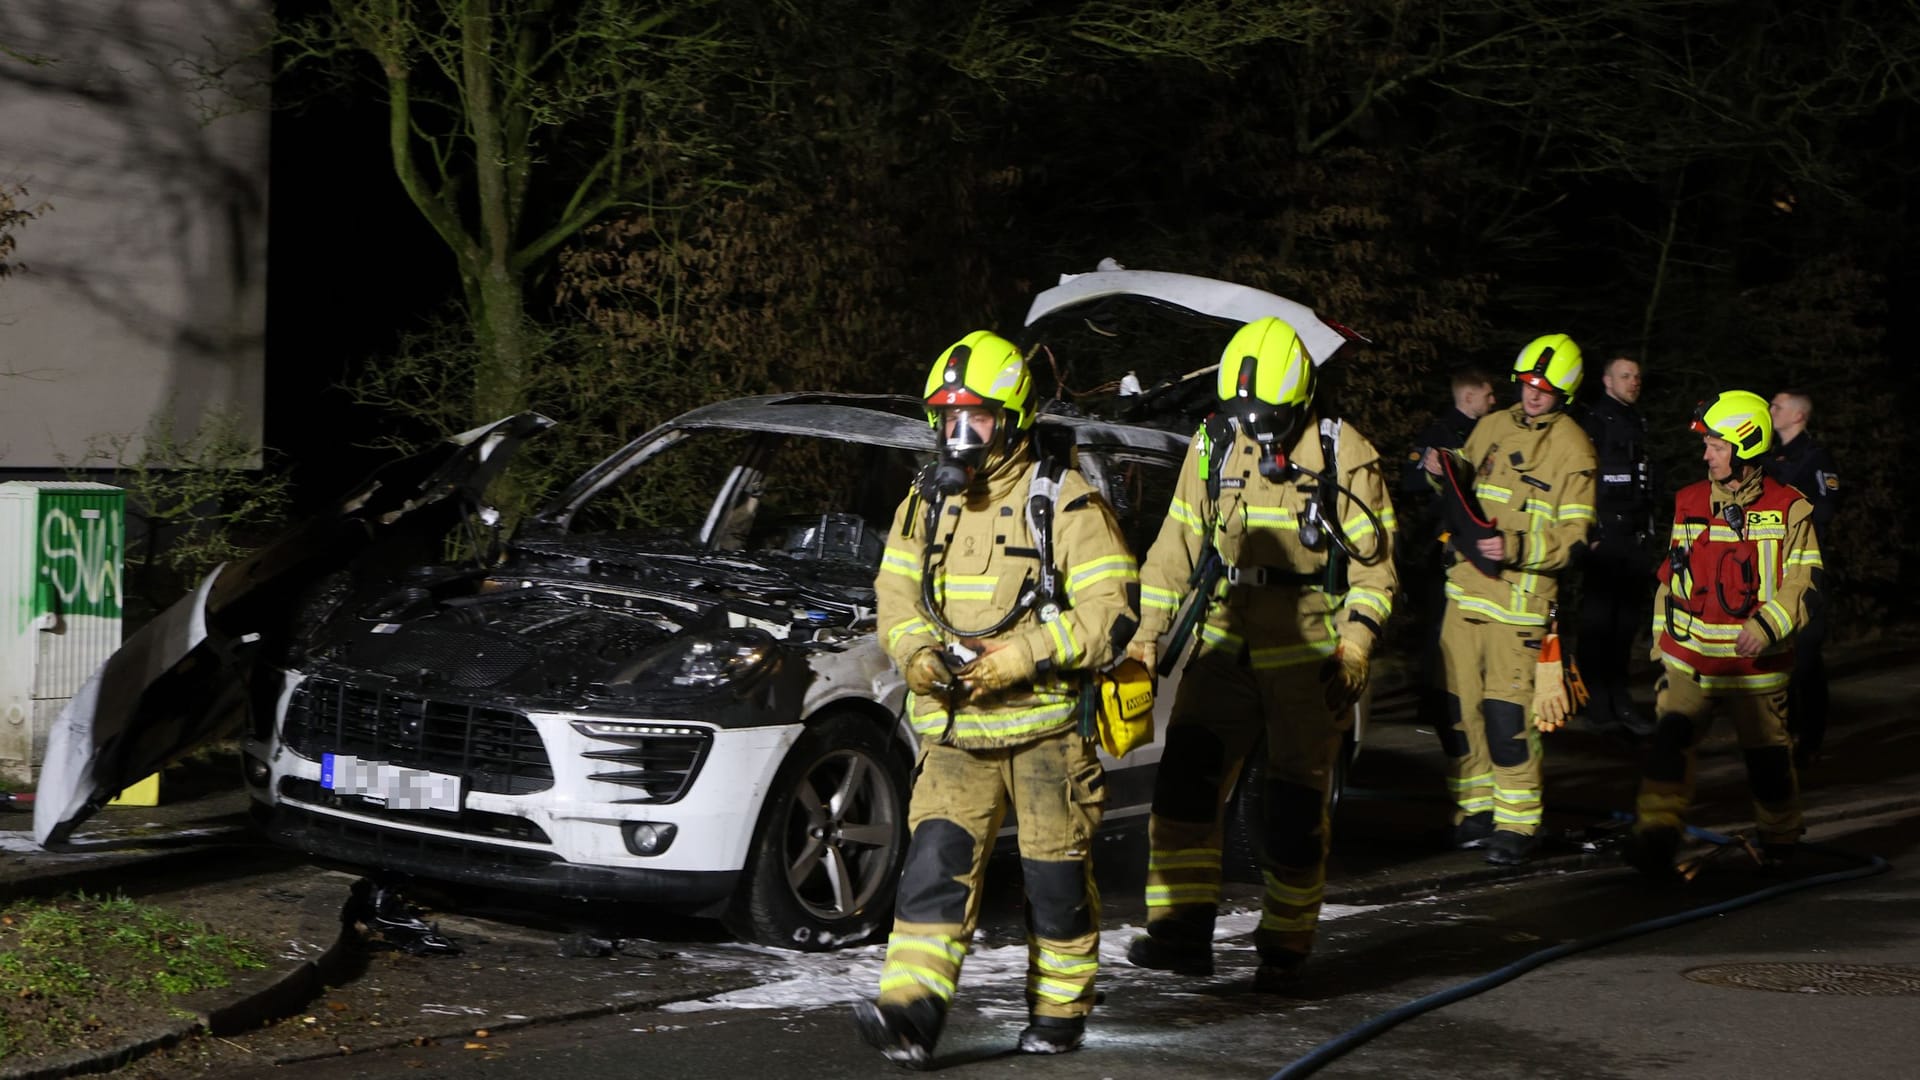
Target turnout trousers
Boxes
[875,728,1106,1021]
[1633,665,1803,844]
[1438,605,1546,837]
[1142,647,1350,961]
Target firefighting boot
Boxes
[1251,948,1309,993]
[1016,1014,1086,1054]
[1756,840,1798,876]
[1451,811,1495,849]
[853,997,946,1070]
[1483,829,1539,866]
[1623,826,1681,883]
[1126,917,1214,976]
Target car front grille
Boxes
[283,677,554,795]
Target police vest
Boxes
[1655,478,1799,690]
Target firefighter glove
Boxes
[1531,634,1571,732]
[1125,636,1157,676]
[1735,617,1774,658]
[1319,640,1370,714]
[961,639,1037,694]
[904,647,955,697]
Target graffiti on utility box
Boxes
[38,505,124,621]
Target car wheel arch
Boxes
[722,705,912,950]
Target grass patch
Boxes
[0,892,267,1060]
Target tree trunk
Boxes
[471,265,528,423]
[462,0,526,428]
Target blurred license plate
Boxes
[321,753,462,812]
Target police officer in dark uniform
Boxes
[1400,368,1497,764]
[1764,390,1842,766]
[1576,355,1656,736]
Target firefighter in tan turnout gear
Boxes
[1434,334,1597,866]
[1125,316,1397,991]
[854,331,1139,1067]
[1625,390,1820,878]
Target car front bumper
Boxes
[254,674,805,904]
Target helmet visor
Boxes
[940,407,998,458]
[1239,402,1304,452]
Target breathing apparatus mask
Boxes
[1238,401,1307,483]
[930,407,1003,496]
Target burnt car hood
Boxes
[286,535,873,719]
[33,413,553,847]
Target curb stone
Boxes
[187,871,360,1037]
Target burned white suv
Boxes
[254,394,1187,950]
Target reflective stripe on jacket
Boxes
[1443,404,1597,626]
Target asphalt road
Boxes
[110,641,1920,1080]
[191,806,1920,1080]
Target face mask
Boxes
[1240,404,1302,482]
[932,408,997,496]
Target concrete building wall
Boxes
[0,0,269,470]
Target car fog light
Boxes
[244,754,271,788]
[623,822,678,857]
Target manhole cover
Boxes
[1684,962,1920,996]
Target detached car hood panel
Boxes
[34,413,553,847]
[1024,266,1356,366]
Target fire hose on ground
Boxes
[1266,808,1891,1080]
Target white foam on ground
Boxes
[659,902,1377,1013]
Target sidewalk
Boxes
[2,632,1914,1079]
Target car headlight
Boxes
[667,629,776,688]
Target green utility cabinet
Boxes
[0,482,124,786]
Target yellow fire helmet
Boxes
[1217,316,1314,409]
[1690,389,1773,460]
[923,330,1035,430]
[1511,333,1585,398]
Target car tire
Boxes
[723,711,910,951]
[1223,728,1355,884]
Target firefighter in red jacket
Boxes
[1625,390,1821,877]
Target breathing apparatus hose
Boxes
[915,455,1063,642]
[1265,810,1890,1080]
[1288,460,1389,568]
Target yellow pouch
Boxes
[1095,657,1156,758]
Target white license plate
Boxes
[321,753,463,812]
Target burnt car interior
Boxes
[564,426,921,572]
